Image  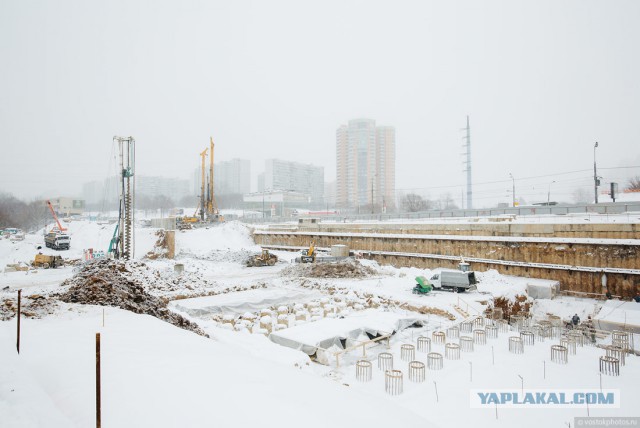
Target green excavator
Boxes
[412,276,433,295]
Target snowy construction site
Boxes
[1,212,639,428]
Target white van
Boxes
[428,268,478,293]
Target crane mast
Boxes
[199,148,208,221]
[112,136,135,260]
[45,200,67,232]
[207,137,219,218]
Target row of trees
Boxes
[0,193,48,231]
[399,175,640,212]
[399,192,460,212]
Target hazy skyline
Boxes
[1,0,639,208]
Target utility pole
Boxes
[462,116,473,209]
[593,142,599,204]
[371,176,374,214]
[547,181,556,205]
[509,173,516,207]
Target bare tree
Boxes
[0,193,46,232]
[437,193,458,210]
[152,195,175,218]
[401,193,428,212]
[572,187,591,204]
[628,176,640,191]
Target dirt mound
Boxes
[146,229,169,259]
[282,259,377,278]
[1,293,59,321]
[59,259,207,337]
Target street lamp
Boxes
[593,142,599,204]
[509,173,515,207]
[547,180,556,205]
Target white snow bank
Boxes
[176,221,259,256]
[0,306,430,427]
[172,287,323,317]
[0,342,73,427]
[595,300,640,333]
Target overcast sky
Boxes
[1,0,639,207]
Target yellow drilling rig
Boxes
[197,137,223,223]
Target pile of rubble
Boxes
[125,261,219,298]
[146,229,170,259]
[1,293,59,321]
[58,259,207,337]
[281,259,377,279]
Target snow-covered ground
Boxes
[1,219,638,427]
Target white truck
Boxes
[45,232,71,250]
[427,268,478,293]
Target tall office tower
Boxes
[336,118,395,211]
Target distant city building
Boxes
[82,180,104,205]
[336,118,396,211]
[49,197,85,216]
[214,159,251,195]
[137,176,189,201]
[260,159,324,205]
[324,181,336,210]
[257,172,265,194]
[82,177,119,207]
[243,190,310,218]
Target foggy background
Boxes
[1,0,639,208]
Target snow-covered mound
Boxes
[176,221,260,259]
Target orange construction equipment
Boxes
[46,200,67,232]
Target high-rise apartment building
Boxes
[214,159,251,195]
[336,118,395,211]
[261,159,324,205]
[137,176,189,200]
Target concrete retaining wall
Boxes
[297,222,640,239]
[254,226,640,299]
